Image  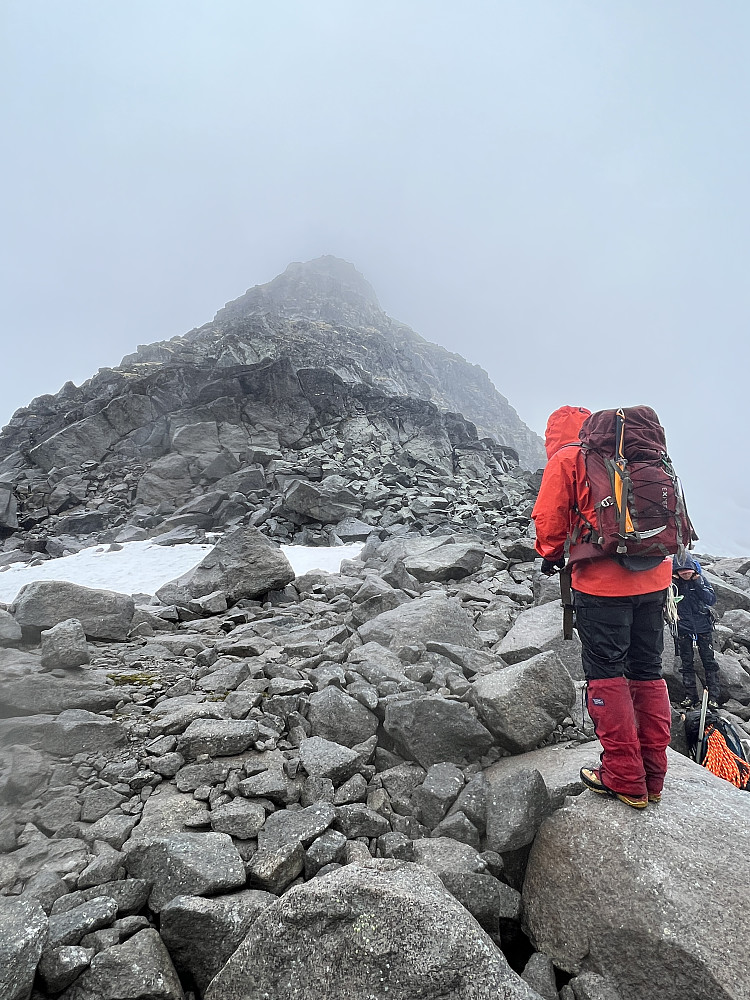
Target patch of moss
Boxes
[107,672,157,686]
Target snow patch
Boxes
[0,540,363,604]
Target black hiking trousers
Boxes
[678,631,720,702]
[573,590,666,681]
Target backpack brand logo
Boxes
[591,697,605,706]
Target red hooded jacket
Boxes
[532,405,672,597]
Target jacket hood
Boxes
[544,406,592,459]
[673,551,699,573]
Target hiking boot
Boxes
[647,792,662,803]
[708,699,720,710]
[580,767,648,810]
[680,697,698,709]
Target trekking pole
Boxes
[559,565,574,640]
[695,685,709,766]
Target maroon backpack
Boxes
[570,406,696,569]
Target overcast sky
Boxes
[1,2,749,555]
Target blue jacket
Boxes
[673,554,716,636]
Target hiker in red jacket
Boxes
[532,405,673,810]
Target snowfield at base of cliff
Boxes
[0,540,363,605]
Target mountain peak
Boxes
[214,255,382,328]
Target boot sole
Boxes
[580,768,648,810]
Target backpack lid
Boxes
[579,406,667,461]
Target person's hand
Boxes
[541,557,565,576]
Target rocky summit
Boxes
[1,259,750,1000]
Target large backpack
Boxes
[684,709,750,790]
[570,405,696,570]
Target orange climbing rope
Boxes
[703,726,750,790]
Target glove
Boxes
[541,557,565,577]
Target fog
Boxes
[1,1,748,554]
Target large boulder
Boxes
[522,750,750,1000]
[157,526,294,605]
[384,693,494,768]
[282,475,362,523]
[358,594,482,650]
[205,859,542,1000]
[11,581,134,641]
[495,600,584,679]
[471,651,576,753]
[402,541,485,583]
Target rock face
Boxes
[205,859,541,1000]
[523,751,750,1000]
[11,581,134,640]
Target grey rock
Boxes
[523,750,750,999]
[496,600,584,679]
[485,767,551,853]
[124,832,247,911]
[210,798,266,839]
[46,897,118,949]
[304,829,348,877]
[439,871,521,933]
[40,618,89,670]
[0,897,48,1000]
[34,795,81,835]
[403,541,485,582]
[358,593,482,650]
[38,945,94,994]
[283,475,361,524]
[0,608,22,646]
[51,880,151,918]
[431,809,481,849]
[160,890,275,993]
[157,526,294,605]
[247,842,305,894]
[333,803,390,839]
[384,694,493,768]
[177,718,259,760]
[0,709,126,756]
[0,671,121,715]
[57,928,183,1000]
[521,952,559,1000]
[307,686,379,748]
[238,767,299,805]
[258,802,336,851]
[206,858,540,1000]
[299,736,361,785]
[130,783,212,840]
[11,581,134,641]
[703,571,750,616]
[405,836,484,874]
[471,650,576,753]
[414,762,465,829]
[485,742,602,810]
